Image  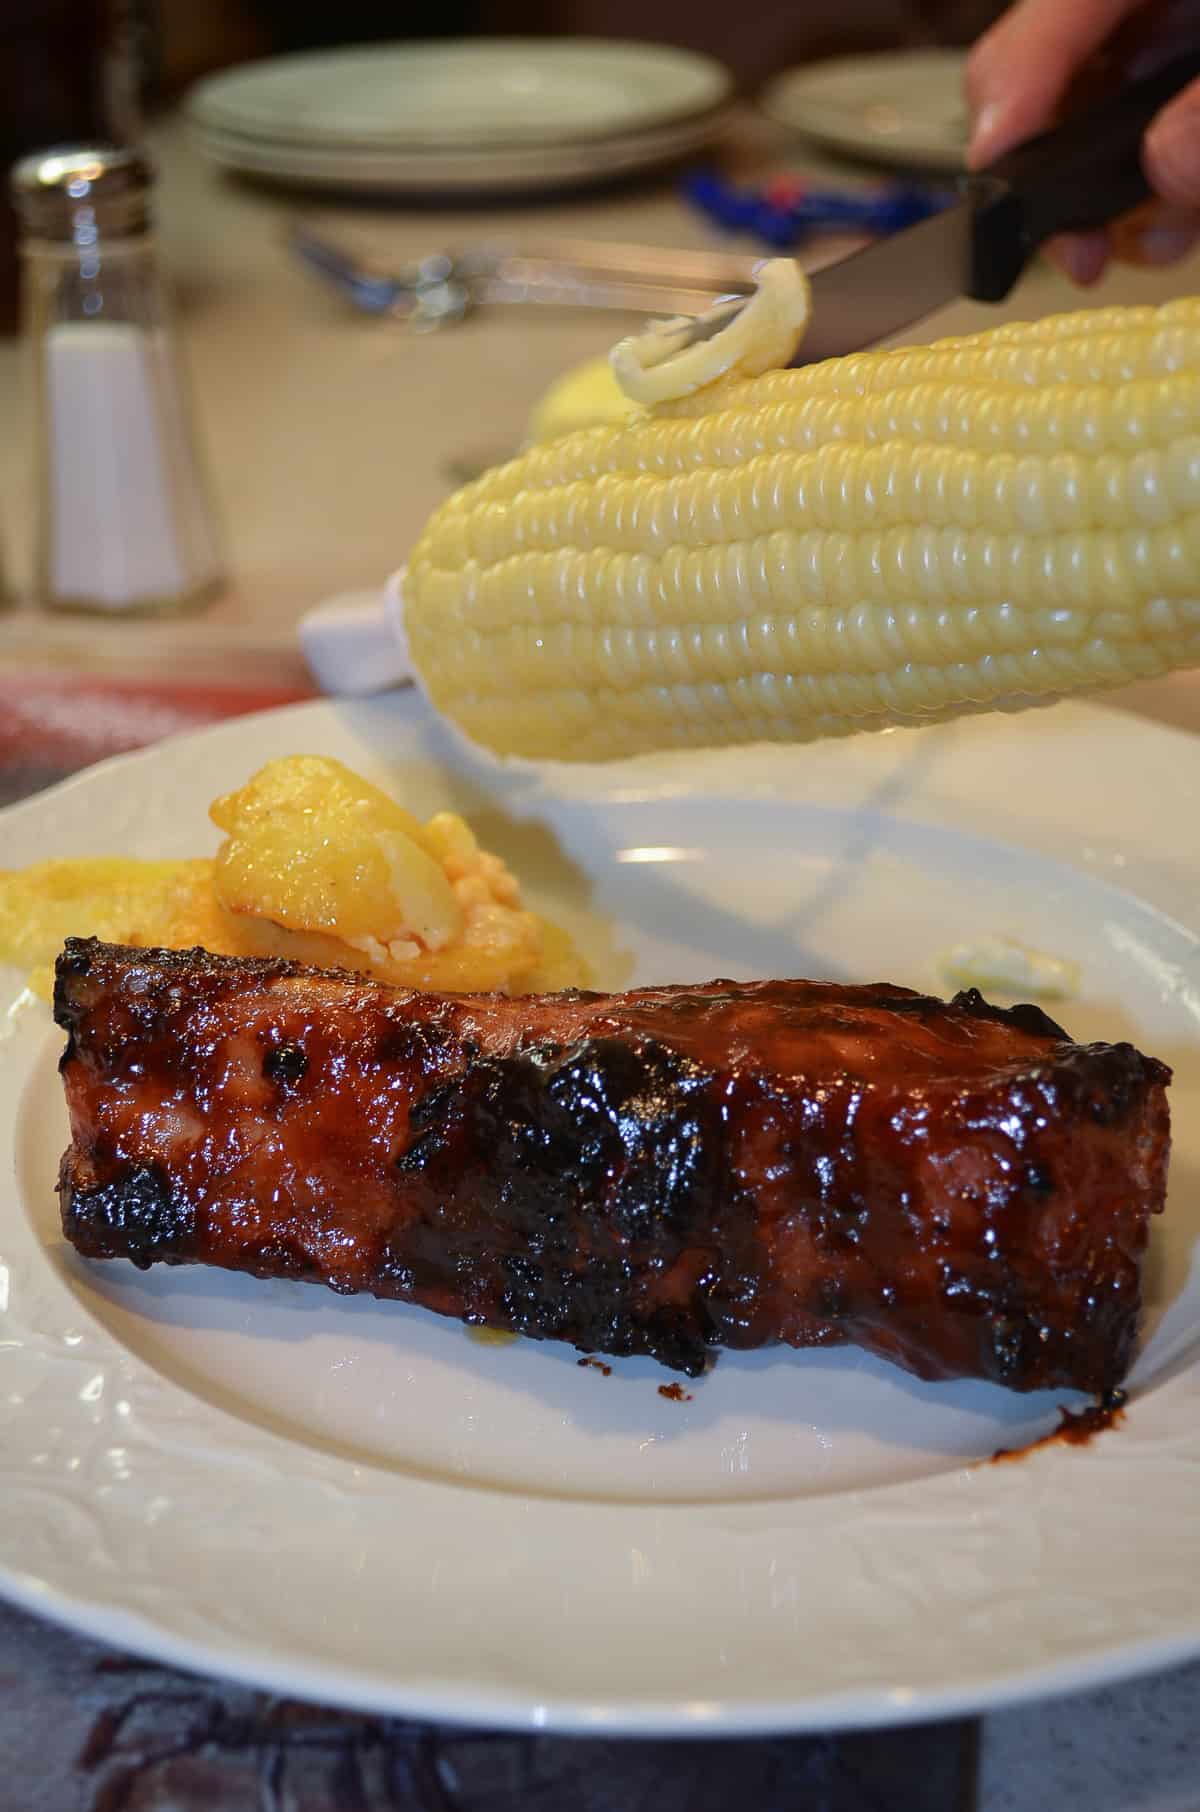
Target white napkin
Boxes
[298,568,411,696]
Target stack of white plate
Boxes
[187,38,734,197]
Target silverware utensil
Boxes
[290,223,758,328]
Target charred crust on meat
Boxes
[58,1156,193,1267]
[375,1013,458,1073]
[949,987,1070,1042]
[54,941,95,1067]
[393,1034,729,1371]
[263,1043,308,1084]
[405,1076,459,1136]
[56,940,94,979]
[398,1033,721,1240]
[375,1252,417,1293]
[241,1236,316,1281]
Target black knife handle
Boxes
[967,47,1200,302]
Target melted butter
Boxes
[938,934,1081,1002]
[0,858,224,996]
[610,259,811,407]
[527,354,636,443]
[467,1327,520,1347]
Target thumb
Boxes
[966,0,1141,167]
[1144,77,1200,209]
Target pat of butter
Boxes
[527,355,635,443]
[610,259,812,407]
[938,934,1081,1001]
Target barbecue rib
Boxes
[55,938,1171,1391]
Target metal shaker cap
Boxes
[11,144,153,242]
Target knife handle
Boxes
[968,47,1200,302]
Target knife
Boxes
[792,45,1200,365]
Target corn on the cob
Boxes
[404,296,1200,762]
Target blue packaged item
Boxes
[683,169,955,250]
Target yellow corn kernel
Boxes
[404,299,1200,761]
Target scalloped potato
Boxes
[0,755,584,997]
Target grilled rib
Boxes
[55,938,1171,1390]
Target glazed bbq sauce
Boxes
[991,1388,1127,1462]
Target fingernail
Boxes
[1145,115,1200,210]
[968,100,1005,164]
[1067,247,1108,286]
[1046,233,1109,286]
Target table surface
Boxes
[1,108,1200,1812]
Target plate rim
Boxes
[759,46,968,172]
[187,111,732,196]
[186,37,735,153]
[3,1560,1199,1737]
[3,689,1200,1732]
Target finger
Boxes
[1144,75,1200,208]
[966,0,1145,167]
[1123,217,1200,264]
[1112,200,1200,262]
[1042,231,1112,285]
[1128,221,1200,260]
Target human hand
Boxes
[966,0,1200,282]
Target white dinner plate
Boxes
[1,691,1199,1731]
[187,39,732,196]
[189,112,731,198]
[761,49,968,172]
[188,40,732,148]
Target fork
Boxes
[289,223,758,329]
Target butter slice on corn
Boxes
[610,259,812,406]
[405,293,1200,762]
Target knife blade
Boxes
[792,44,1200,365]
[798,203,975,363]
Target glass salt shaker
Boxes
[12,144,223,615]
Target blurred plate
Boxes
[190,108,730,197]
[187,38,731,151]
[761,48,968,172]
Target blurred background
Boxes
[136,0,1002,95]
[0,0,1013,600]
[0,0,1008,341]
[3,0,1006,162]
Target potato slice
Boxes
[211,755,463,953]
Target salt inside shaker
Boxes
[12,144,223,615]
